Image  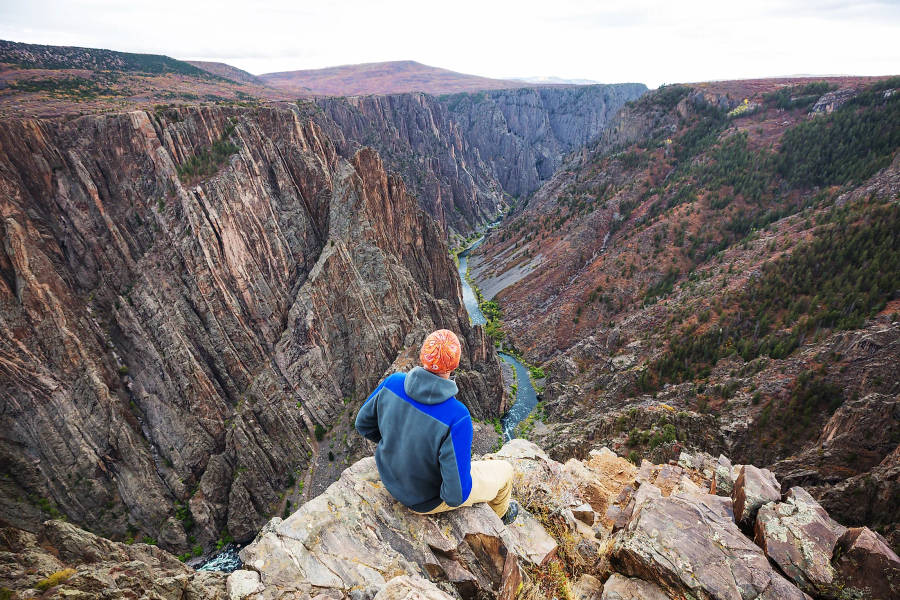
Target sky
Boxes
[1,0,898,88]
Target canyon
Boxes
[468,76,900,551]
[0,36,897,600]
[0,104,503,553]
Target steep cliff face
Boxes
[0,105,503,552]
[446,85,648,197]
[311,84,647,235]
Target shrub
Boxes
[314,424,327,441]
[177,124,240,183]
[35,568,77,591]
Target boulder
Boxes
[611,489,808,599]
[373,575,456,600]
[240,455,555,599]
[732,465,781,525]
[600,573,669,599]
[754,487,847,595]
[832,527,900,600]
[714,454,740,496]
[572,573,604,599]
[226,570,264,600]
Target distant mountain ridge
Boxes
[184,60,266,85]
[259,60,531,96]
[0,39,208,76]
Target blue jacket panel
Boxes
[355,367,473,512]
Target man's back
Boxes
[355,367,473,513]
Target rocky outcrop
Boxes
[754,487,847,596]
[4,440,887,600]
[810,88,858,115]
[832,526,900,600]
[816,444,900,551]
[599,573,668,599]
[732,465,781,525]
[611,486,807,599]
[311,84,647,234]
[230,440,863,600]
[0,519,226,599]
[239,452,555,599]
[0,105,503,552]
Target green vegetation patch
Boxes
[177,123,240,182]
[35,568,77,591]
[652,200,900,385]
[777,88,899,188]
[762,81,835,110]
[10,76,123,100]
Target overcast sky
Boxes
[1,0,898,88]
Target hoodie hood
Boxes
[404,366,459,405]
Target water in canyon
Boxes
[456,235,538,441]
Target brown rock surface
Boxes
[600,573,669,600]
[753,487,847,595]
[0,519,225,599]
[611,487,808,599]
[832,526,900,600]
[239,454,554,599]
[0,104,502,550]
[373,575,457,600]
[732,465,781,525]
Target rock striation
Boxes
[310,84,647,234]
[0,104,502,553]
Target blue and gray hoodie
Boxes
[355,366,473,512]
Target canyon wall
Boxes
[0,105,503,552]
[311,83,647,235]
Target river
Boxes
[456,236,539,441]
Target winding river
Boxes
[456,237,539,441]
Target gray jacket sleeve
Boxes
[355,381,384,443]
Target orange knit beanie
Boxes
[419,329,461,374]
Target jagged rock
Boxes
[732,465,781,525]
[600,573,668,599]
[373,575,456,600]
[810,88,858,114]
[832,527,900,600]
[0,105,503,549]
[754,487,847,595]
[0,519,225,599]
[226,570,264,599]
[773,393,899,491]
[611,487,808,599]
[816,443,900,551]
[714,455,740,496]
[572,574,604,599]
[239,454,553,599]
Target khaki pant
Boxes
[415,460,514,518]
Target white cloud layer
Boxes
[1,0,898,87]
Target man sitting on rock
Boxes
[356,329,519,525]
